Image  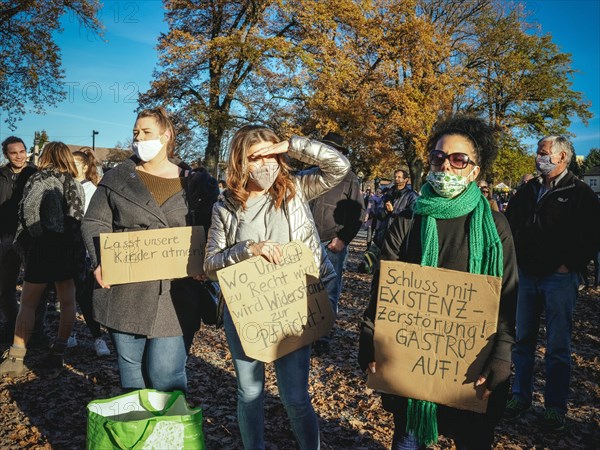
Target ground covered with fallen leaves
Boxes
[1,232,598,449]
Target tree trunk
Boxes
[204,127,223,178]
[398,130,424,192]
[409,158,424,193]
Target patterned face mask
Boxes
[535,154,558,176]
[426,168,477,198]
[248,160,280,190]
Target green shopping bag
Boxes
[87,389,205,450]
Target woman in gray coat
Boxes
[204,125,349,449]
[82,107,218,392]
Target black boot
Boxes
[42,340,67,369]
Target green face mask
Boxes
[426,169,476,198]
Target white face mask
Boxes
[132,138,164,162]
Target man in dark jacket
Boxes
[504,135,600,431]
[310,132,365,353]
[0,136,36,341]
[372,169,418,248]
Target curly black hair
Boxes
[426,116,500,175]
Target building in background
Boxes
[582,166,600,198]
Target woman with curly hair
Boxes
[1,142,85,376]
[359,116,518,449]
[204,124,349,449]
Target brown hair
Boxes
[2,136,26,156]
[135,106,176,158]
[38,142,78,177]
[477,180,492,200]
[226,125,296,209]
[73,146,100,185]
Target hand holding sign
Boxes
[217,241,333,363]
[249,240,283,264]
[93,265,110,289]
[476,357,511,400]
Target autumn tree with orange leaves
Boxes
[140,0,302,174]
[142,0,592,186]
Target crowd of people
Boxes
[1,110,599,449]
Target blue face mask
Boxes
[536,154,558,176]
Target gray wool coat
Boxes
[82,157,216,338]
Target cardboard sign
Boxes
[217,241,333,363]
[367,261,502,413]
[100,226,205,285]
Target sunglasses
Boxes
[429,150,475,170]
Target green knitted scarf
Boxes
[406,181,503,446]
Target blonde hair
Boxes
[135,106,176,158]
[226,125,296,209]
[73,146,100,185]
[38,142,78,177]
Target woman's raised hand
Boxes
[249,141,289,159]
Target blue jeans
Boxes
[511,270,578,413]
[223,308,319,450]
[322,242,349,318]
[110,330,187,393]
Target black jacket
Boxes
[373,186,418,247]
[374,186,419,221]
[310,170,365,245]
[505,171,600,276]
[0,164,36,235]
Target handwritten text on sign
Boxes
[367,261,501,413]
[100,226,205,285]
[217,241,333,363]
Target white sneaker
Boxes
[94,338,110,357]
[67,333,78,348]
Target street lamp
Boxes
[92,130,99,152]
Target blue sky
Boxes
[2,0,599,158]
[2,1,168,151]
